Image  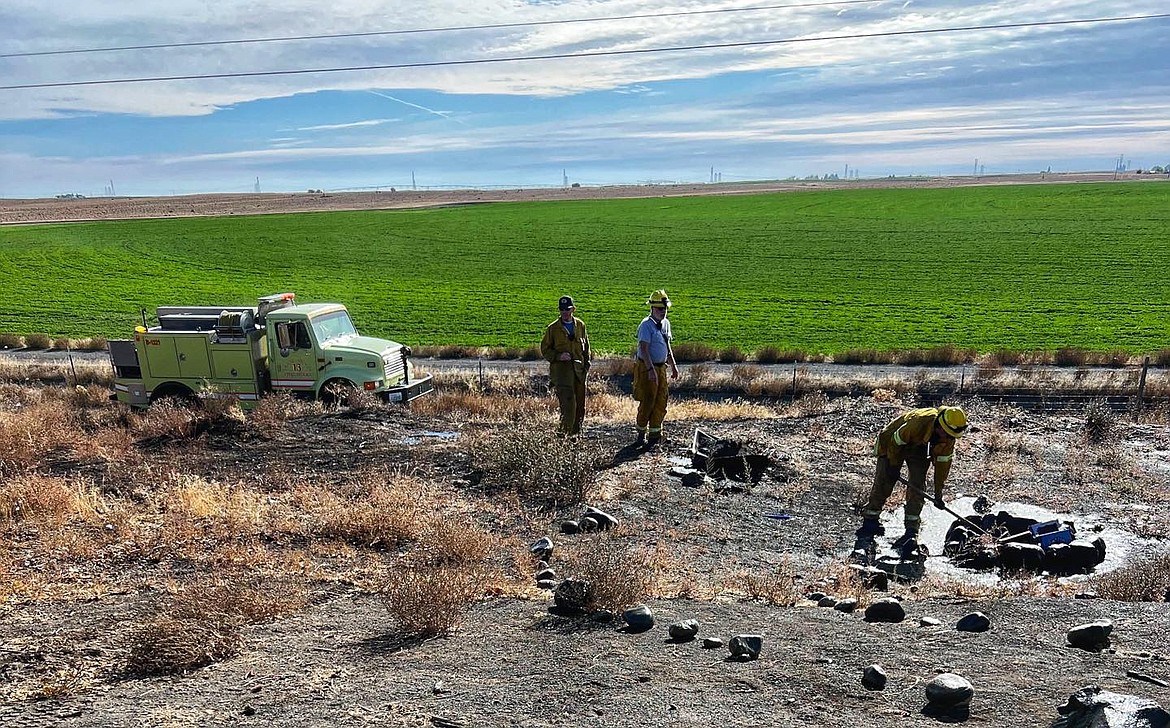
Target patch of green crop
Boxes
[1,183,1168,355]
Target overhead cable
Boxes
[0,1,891,58]
[2,13,1166,91]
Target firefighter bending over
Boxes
[855,406,969,558]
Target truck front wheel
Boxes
[319,379,357,406]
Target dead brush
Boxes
[0,473,83,523]
[470,420,602,504]
[307,483,427,549]
[1092,549,1170,602]
[125,580,305,675]
[1082,398,1117,444]
[247,390,317,436]
[0,332,24,349]
[566,533,654,612]
[380,559,493,636]
[0,400,86,476]
[739,558,801,606]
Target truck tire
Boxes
[149,382,197,407]
[319,378,356,406]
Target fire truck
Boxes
[108,293,432,409]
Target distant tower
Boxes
[254,177,261,193]
[563,169,568,187]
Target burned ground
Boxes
[1,369,1169,726]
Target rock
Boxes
[925,672,974,710]
[728,634,763,660]
[242,705,256,716]
[670,467,706,487]
[1066,540,1105,572]
[579,516,601,533]
[1074,590,1099,600]
[536,560,549,570]
[956,611,991,633]
[529,536,554,560]
[552,579,593,613]
[1057,685,1170,727]
[864,597,905,623]
[834,598,858,613]
[1067,620,1113,651]
[920,617,942,627]
[808,591,828,602]
[560,520,580,535]
[702,637,724,649]
[591,609,615,623]
[535,568,556,582]
[861,664,887,691]
[999,542,1045,572]
[818,596,838,608]
[536,579,557,590]
[622,604,655,631]
[668,619,700,641]
[583,506,619,530]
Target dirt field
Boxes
[1,173,1158,224]
[1,363,1168,726]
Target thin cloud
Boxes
[366,90,465,126]
[296,118,397,131]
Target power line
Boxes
[0,1,888,59]
[2,13,1166,91]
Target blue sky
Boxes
[1,0,1167,198]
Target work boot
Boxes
[633,432,646,448]
[891,529,917,551]
[646,433,662,450]
[897,534,921,560]
[854,517,885,540]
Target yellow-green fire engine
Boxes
[108,293,432,409]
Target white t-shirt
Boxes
[637,315,671,364]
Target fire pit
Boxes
[944,510,1107,575]
[689,429,772,483]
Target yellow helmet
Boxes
[937,406,969,438]
[646,289,672,308]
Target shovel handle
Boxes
[899,479,991,537]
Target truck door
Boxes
[269,320,319,392]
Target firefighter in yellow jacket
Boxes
[855,406,969,558]
[540,295,591,436]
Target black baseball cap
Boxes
[559,295,575,310]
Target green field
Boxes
[2,183,1169,354]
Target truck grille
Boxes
[382,349,406,382]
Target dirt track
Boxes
[2,173,1159,224]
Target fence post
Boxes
[1134,355,1150,416]
[791,360,798,400]
[959,366,965,394]
[478,359,485,391]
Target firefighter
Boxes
[632,289,679,447]
[855,406,970,558]
[540,295,591,436]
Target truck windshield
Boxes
[310,310,358,344]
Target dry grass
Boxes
[22,333,52,350]
[0,333,24,349]
[126,580,307,674]
[754,346,810,364]
[1091,549,1170,601]
[739,558,801,606]
[0,356,114,385]
[672,342,718,363]
[470,420,603,504]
